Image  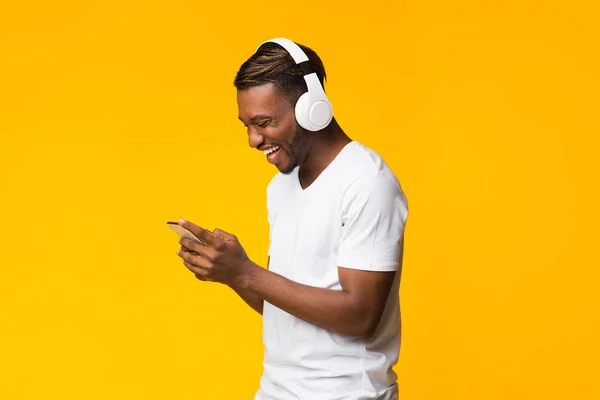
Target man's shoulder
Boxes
[333,141,399,188]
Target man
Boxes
[176,38,409,399]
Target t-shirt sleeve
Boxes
[337,171,409,271]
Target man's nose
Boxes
[247,127,264,149]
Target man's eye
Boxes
[258,121,270,128]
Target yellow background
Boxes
[1,1,598,398]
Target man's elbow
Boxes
[358,323,378,340]
[352,314,381,340]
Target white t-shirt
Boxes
[255,141,409,400]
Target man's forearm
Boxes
[232,286,264,315]
[236,260,371,338]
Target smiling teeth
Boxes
[264,146,280,156]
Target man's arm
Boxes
[230,257,268,315]
[178,169,406,337]
[239,259,396,339]
[231,286,264,315]
[179,242,266,315]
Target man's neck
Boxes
[298,119,352,189]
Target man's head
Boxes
[234,41,328,174]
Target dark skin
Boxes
[176,83,396,339]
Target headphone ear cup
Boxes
[308,100,333,130]
[295,92,314,131]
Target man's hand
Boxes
[175,219,251,288]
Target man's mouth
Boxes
[263,145,281,164]
[263,145,280,156]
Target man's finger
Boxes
[177,248,212,269]
[213,228,237,242]
[179,237,208,255]
[179,219,220,247]
[183,260,209,276]
[179,246,200,257]
[194,272,214,282]
[181,239,218,261]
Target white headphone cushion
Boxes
[295,93,313,131]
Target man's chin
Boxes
[278,165,295,175]
[277,159,297,175]
[274,151,297,174]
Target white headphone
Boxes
[256,38,333,132]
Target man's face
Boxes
[237,83,310,174]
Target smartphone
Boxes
[167,221,205,246]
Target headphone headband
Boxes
[256,38,308,64]
[257,38,315,75]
